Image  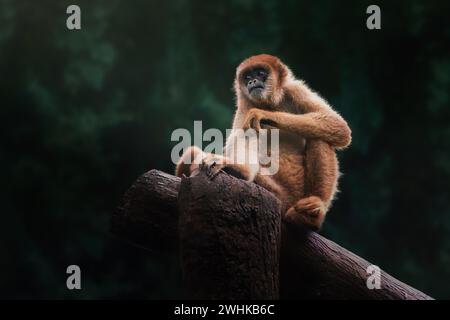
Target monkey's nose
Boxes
[248,79,257,86]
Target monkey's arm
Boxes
[282,80,352,148]
[273,111,350,148]
[246,108,351,149]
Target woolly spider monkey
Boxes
[176,54,351,230]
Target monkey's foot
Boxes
[209,163,252,181]
[201,156,251,181]
[222,164,252,180]
[284,196,326,231]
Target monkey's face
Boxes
[236,54,289,106]
[241,67,270,101]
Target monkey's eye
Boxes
[244,74,252,81]
[258,70,267,77]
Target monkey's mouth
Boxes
[249,85,264,93]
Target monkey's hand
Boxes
[243,108,270,131]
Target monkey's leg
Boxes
[175,146,204,177]
[221,128,261,181]
[285,140,338,230]
[254,174,286,202]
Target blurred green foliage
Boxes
[0,0,449,299]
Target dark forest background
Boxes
[1,0,449,299]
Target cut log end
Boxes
[178,167,281,299]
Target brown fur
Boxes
[176,54,351,230]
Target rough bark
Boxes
[112,170,180,254]
[178,167,280,299]
[111,168,433,300]
[280,224,432,299]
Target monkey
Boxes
[176,54,351,230]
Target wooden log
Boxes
[280,225,432,299]
[111,169,433,300]
[177,166,281,299]
[111,170,180,254]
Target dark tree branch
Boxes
[112,168,433,300]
